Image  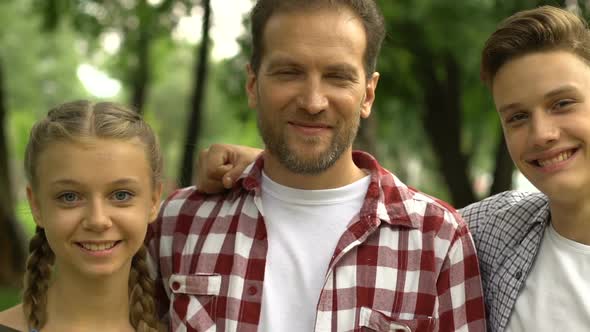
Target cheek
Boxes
[40,208,81,236]
[499,136,524,169]
[259,82,296,106]
[117,207,152,234]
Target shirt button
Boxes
[514,271,522,280]
[248,286,258,295]
[172,281,181,291]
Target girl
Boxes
[0,100,163,332]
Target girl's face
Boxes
[27,138,162,280]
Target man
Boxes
[199,5,590,332]
[147,0,486,331]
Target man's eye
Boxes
[276,70,299,76]
[326,73,349,80]
[58,192,79,203]
[112,191,134,202]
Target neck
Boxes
[263,150,367,189]
[549,197,590,245]
[44,264,134,331]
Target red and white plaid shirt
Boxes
[147,151,486,332]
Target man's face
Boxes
[493,50,590,202]
[246,6,379,175]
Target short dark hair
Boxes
[250,0,386,78]
[481,5,590,86]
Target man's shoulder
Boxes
[159,186,243,218]
[376,168,465,231]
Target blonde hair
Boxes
[481,5,590,86]
[22,100,162,331]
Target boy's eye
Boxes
[112,191,134,202]
[553,99,574,110]
[58,192,79,202]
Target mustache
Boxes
[288,111,330,123]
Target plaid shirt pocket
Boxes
[168,273,222,332]
[358,307,437,332]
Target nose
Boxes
[82,198,112,231]
[295,76,328,114]
[530,112,559,147]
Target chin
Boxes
[537,180,586,202]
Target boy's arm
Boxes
[195,143,262,193]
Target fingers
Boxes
[195,143,263,193]
[196,145,231,193]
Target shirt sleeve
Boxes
[436,211,486,331]
[146,200,171,322]
[459,191,526,248]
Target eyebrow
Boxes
[325,63,359,76]
[498,84,580,114]
[265,57,359,75]
[544,85,579,99]
[50,178,141,187]
[265,57,300,71]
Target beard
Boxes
[257,108,361,175]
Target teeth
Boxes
[80,242,117,251]
[538,150,573,167]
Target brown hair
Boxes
[481,5,590,86]
[249,0,386,78]
[22,100,162,331]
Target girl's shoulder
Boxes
[0,304,28,332]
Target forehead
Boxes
[260,7,367,68]
[35,138,151,187]
[492,51,590,106]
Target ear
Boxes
[148,182,163,223]
[360,72,380,119]
[246,64,259,109]
[26,185,43,228]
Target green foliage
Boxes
[0,287,20,311]
[16,200,36,237]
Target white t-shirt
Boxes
[257,172,370,332]
[506,223,590,331]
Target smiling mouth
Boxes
[531,148,577,167]
[76,241,120,251]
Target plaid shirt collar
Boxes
[233,150,420,230]
[524,199,550,225]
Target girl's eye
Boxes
[506,112,528,124]
[112,191,134,202]
[58,192,79,203]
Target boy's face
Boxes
[492,50,590,201]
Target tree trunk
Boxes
[489,128,514,195]
[418,54,477,207]
[130,0,151,114]
[179,0,211,187]
[0,58,27,287]
[355,114,378,157]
